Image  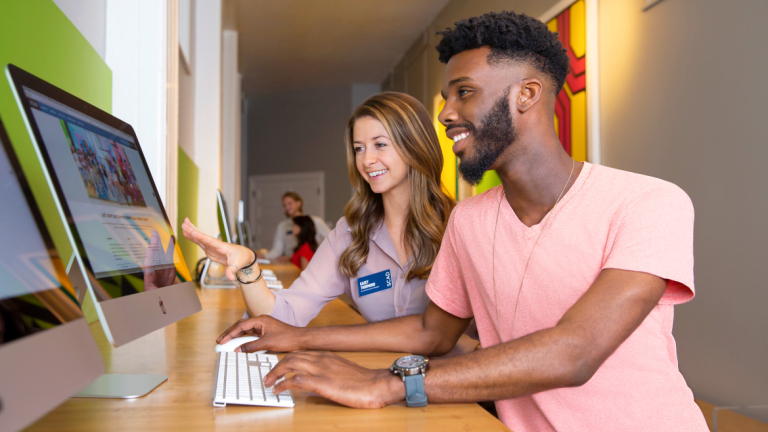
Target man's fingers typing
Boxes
[265,353,319,386]
[272,374,320,395]
[217,318,265,344]
[217,319,250,343]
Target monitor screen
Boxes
[0,124,82,345]
[217,190,231,244]
[11,69,189,302]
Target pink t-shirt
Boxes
[426,163,708,432]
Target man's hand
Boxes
[265,351,405,409]
[217,315,306,353]
[181,217,255,280]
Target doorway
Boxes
[248,171,325,250]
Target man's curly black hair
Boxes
[436,11,570,95]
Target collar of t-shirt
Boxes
[346,220,412,272]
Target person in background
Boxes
[290,215,317,270]
[259,191,330,263]
[182,93,478,353]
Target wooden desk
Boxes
[26,266,508,431]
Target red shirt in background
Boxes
[291,243,315,268]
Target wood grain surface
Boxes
[25,264,509,431]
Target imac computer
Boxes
[236,199,252,249]
[0,117,104,431]
[200,190,237,288]
[7,64,202,396]
[216,189,232,243]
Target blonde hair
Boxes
[339,92,455,281]
[282,191,303,213]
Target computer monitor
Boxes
[216,189,232,243]
[0,117,104,432]
[236,199,252,249]
[6,64,201,351]
[200,190,237,288]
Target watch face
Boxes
[396,355,425,369]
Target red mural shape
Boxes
[555,8,586,156]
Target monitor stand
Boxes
[200,257,237,289]
[73,374,167,399]
[66,256,169,398]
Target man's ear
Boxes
[515,79,543,113]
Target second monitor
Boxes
[7,64,202,349]
[200,190,238,288]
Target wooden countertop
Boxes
[25,264,508,431]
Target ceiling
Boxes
[234,0,451,97]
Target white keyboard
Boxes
[266,280,283,289]
[212,352,294,408]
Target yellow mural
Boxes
[548,0,588,162]
[433,95,458,199]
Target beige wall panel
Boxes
[600,0,768,410]
[406,50,427,107]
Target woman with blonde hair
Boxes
[182,92,455,328]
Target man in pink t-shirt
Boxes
[229,11,708,431]
[423,165,706,430]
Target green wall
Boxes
[177,146,199,275]
[0,0,112,262]
[476,170,502,195]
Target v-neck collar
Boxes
[499,162,593,237]
[347,220,411,271]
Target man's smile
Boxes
[446,127,472,154]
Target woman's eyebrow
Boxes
[353,135,390,144]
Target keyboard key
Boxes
[212,351,294,407]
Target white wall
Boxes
[178,0,196,160]
[52,0,107,60]
[105,0,168,204]
[178,0,192,68]
[221,29,242,226]
[193,0,223,237]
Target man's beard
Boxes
[456,90,517,185]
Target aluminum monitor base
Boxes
[73,374,167,398]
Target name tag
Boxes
[357,269,393,297]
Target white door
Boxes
[248,171,325,250]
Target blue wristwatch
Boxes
[390,355,429,407]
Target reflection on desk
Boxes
[26,266,508,431]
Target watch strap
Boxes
[404,374,427,407]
